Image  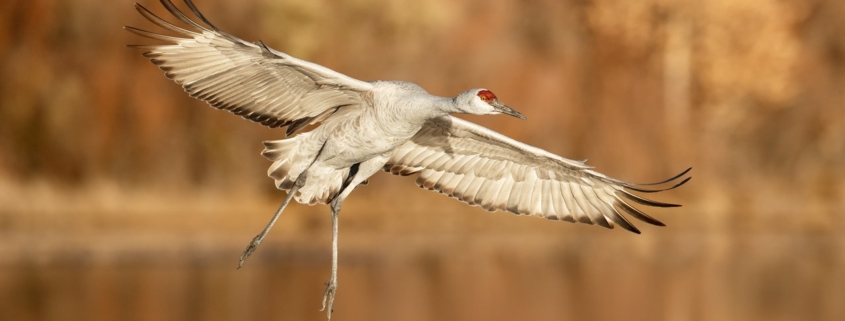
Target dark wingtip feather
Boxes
[633,167,692,186]
[135,2,199,37]
[127,44,167,51]
[159,0,209,31]
[593,214,613,229]
[606,208,642,234]
[183,0,220,31]
[626,176,691,193]
[124,26,183,43]
[615,199,667,226]
[620,190,682,208]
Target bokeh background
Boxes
[1,0,844,320]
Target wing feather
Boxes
[454,175,475,201]
[434,172,456,191]
[384,116,690,233]
[540,180,555,218]
[494,180,513,211]
[570,183,600,225]
[550,182,571,221]
[475,179,496,207]
[465,176,486,205]
[422,170,445,190]
[518,172,536,215]
[126,0,373,134]
[442,173,464,196]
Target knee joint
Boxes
[294,172,308,188]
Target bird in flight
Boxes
[126,1,690,319]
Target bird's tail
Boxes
[262,136,347,205]
[263,138,302,190]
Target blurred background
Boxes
[1,0,844,320]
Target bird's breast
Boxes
[313,110,423,168]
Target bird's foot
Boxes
[320,278,338,320]
[237,235,262,269]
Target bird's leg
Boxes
[316,157,387,320]
[238,173,307,268]
[320,197,342,320]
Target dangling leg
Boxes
[320,196,342,320]
[318,155,390,320]
[238,172,307,268]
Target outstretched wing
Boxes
[385,116,690,234]
[125,0,374,135]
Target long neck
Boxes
[432,96,460,116]
[369,81,462,132]
[396,94,456,124]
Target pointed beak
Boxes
[493,101,526,120]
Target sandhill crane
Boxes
[126,1,690,319]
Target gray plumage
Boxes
[126,1,690,320]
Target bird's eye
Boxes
[477,90,497,103]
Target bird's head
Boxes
[454,89,526,120]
